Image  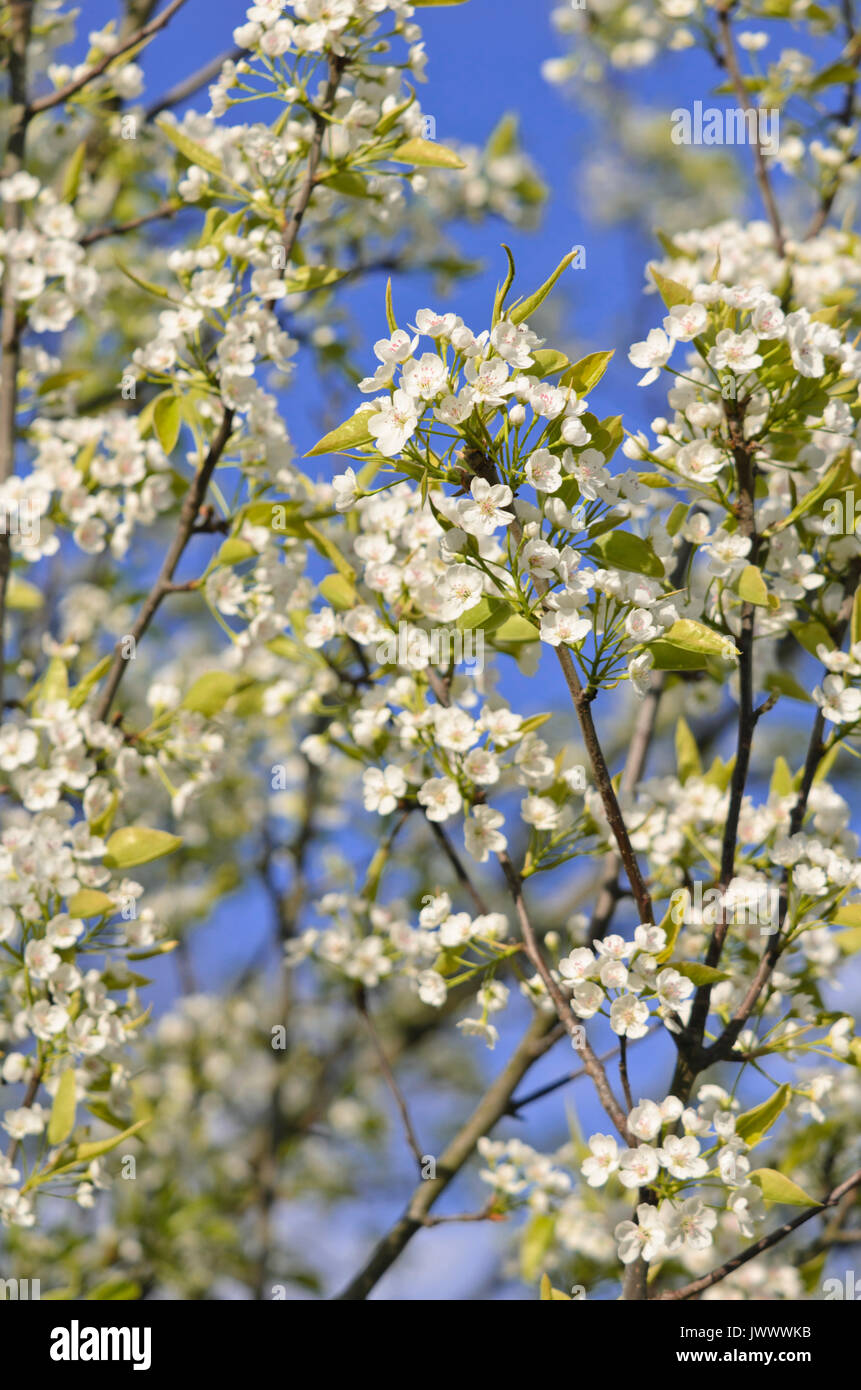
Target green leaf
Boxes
[319,573,358,610]
[659,619,738,658]
[703,754,735,790]
[526,348,569,377]
[767,453,852,535]
[769,756,794,797]
[319,170,372,198]
[127,940,179,960]
[648,641,709,671]
[457,595,510,634]
[493,613,540,643]
[153,394,182,454]
[217,537,256,566]
[86,1280,142,1301]
[69,654,112,709]
[492,243,516,326]
[521,1212,556,1284]
[385,276,397,334]
[736,1084,791,1146]
[561,350,614,396]
[412,0,469,5]
[809,62,860,92]
[48,1070,77,1147]
[832,903,861,927]
[305,408,376,458]
[74,1119,149,1164]
[539,1272,571,1301]
[790,619,834,658]
[285,265,346,293]
[115,259,175,302]
[103,826,182,870]
[852,583,861,648]
[62,140,87,203]
[672,962,731,986]
[593,528,664,578]
[675,716,701,783]
[510,249,580,325]
[67,889,116,919]
[156,118,224,179]
[764,670,813,704]
[749,1169,819,1207]
[7,575,43,611]
[389,137,466,169]
[181,671,241,717]
[736,564,774,608]
[649,265,693,309]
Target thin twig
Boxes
[28,0,189,115]
[357,988,425,1171]
[654,1169,861,1300]
[95,407,235,719]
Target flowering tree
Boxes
[0,0,860,1303]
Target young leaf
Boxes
[748,1169,819,1207]
[510,249,579,325]
[736,565,772,608]
[103,827,183,870]
[592,529,664,578]
[181,672,241,717]
[735,1084,791,1146]
[561,350,614,396]
[67,889,116,919]
[675,717,701,783]
[305,408,376,458]
[48,1069,77,1147]
[389,137,466,169]
[153,394,182,454]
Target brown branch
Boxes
[497,850,633,1144]
[27,0,189,115]
[428,819,490,915]
[0,0,33,717]
[94,407,234,720]
[654,1169,861,1300]
[282,52,346,264]
[714,3,785,257]
[79,200,180,246]
[334,1008,559,1300]
[357,987,425,1171]
[6,1063,42,1168]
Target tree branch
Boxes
[654,1168,861,1300]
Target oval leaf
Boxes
[104,826,182,870]
[48,1069,77,1147]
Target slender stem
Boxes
[0,0,33,717]
[28,0,188,115]
[334,1009,559,1300]
[95,407,235,720]
[357,987,425,1171]
[714,2,785,257]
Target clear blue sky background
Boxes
[54,2,857,1297]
